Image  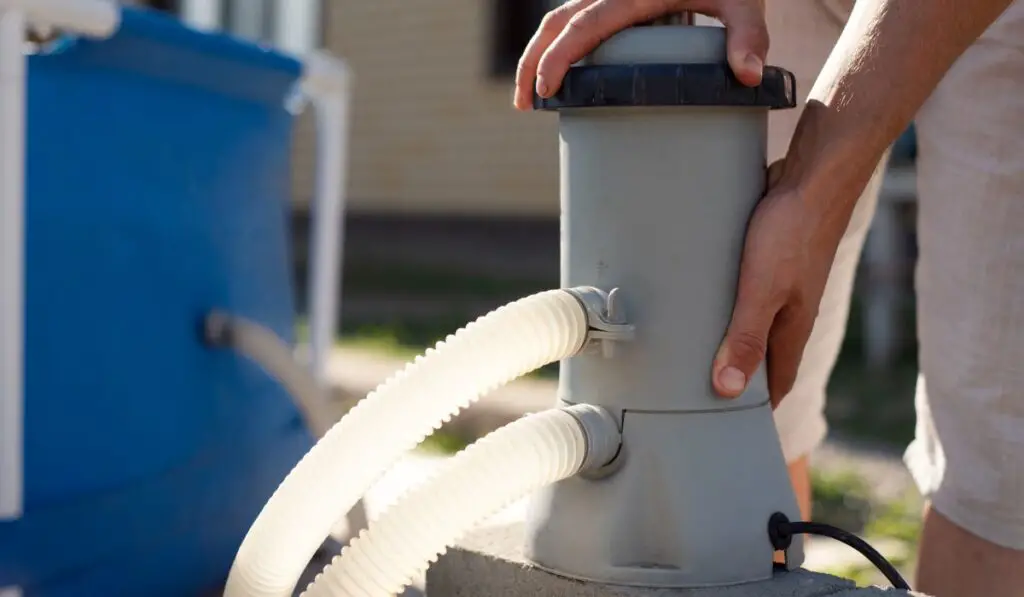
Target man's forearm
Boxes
[783,0,1013,210]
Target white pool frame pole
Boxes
[301,51,352,387]
[0,6,26,526]
[0,4,116,597]
[299,49,363,550]
[0,0,119,37]
[273,0,321,56]
[178,0,221,32]
[0,0,119,530]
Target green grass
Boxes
[810,468,921,587]
[810,468,874,532]
[863,496,922,545]
[811,468,922,542]
[417,431,472,455]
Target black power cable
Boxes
[768,512,912,591]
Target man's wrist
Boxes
[774,100,890,218]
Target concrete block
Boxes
[428,520,922,597]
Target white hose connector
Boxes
[0,0,121,38]
[203,312,335,438]
[225,290,590,597]
[302,404,622,597]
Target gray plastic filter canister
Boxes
[523,24,806,587]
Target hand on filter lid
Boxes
[512,0,769,111]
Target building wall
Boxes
[291,1,561,217]
[137,1,863,220]
[292,1,847,218]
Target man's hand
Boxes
[711,160,855,407]
[513,0,769,111]
[709,0,1016,407]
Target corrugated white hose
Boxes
[225,290,590,597]
[301,404,621,597]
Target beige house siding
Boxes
[290,1,561,218]
[131,1,852,219]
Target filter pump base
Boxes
[428,520,916,597]
[524,403,805,587]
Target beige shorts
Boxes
[767,1,1024,549]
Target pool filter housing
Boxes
[523,22,806,587]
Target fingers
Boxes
[535,0,670,99]
[765,305,817,407]
[715,0,769,86]
[514,0,770,111]
[767,159,787,187]
[712,262,778,399]
[514,0,598,111]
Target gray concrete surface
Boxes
[427,520,922,596]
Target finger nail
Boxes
[744,53,764,75]
[536,76,549,97]
[719,366,747,395]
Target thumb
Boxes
[712,281,776,399]
[717,0,769,87]
[767,159,787,187]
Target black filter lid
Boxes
[533,63,796,111]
